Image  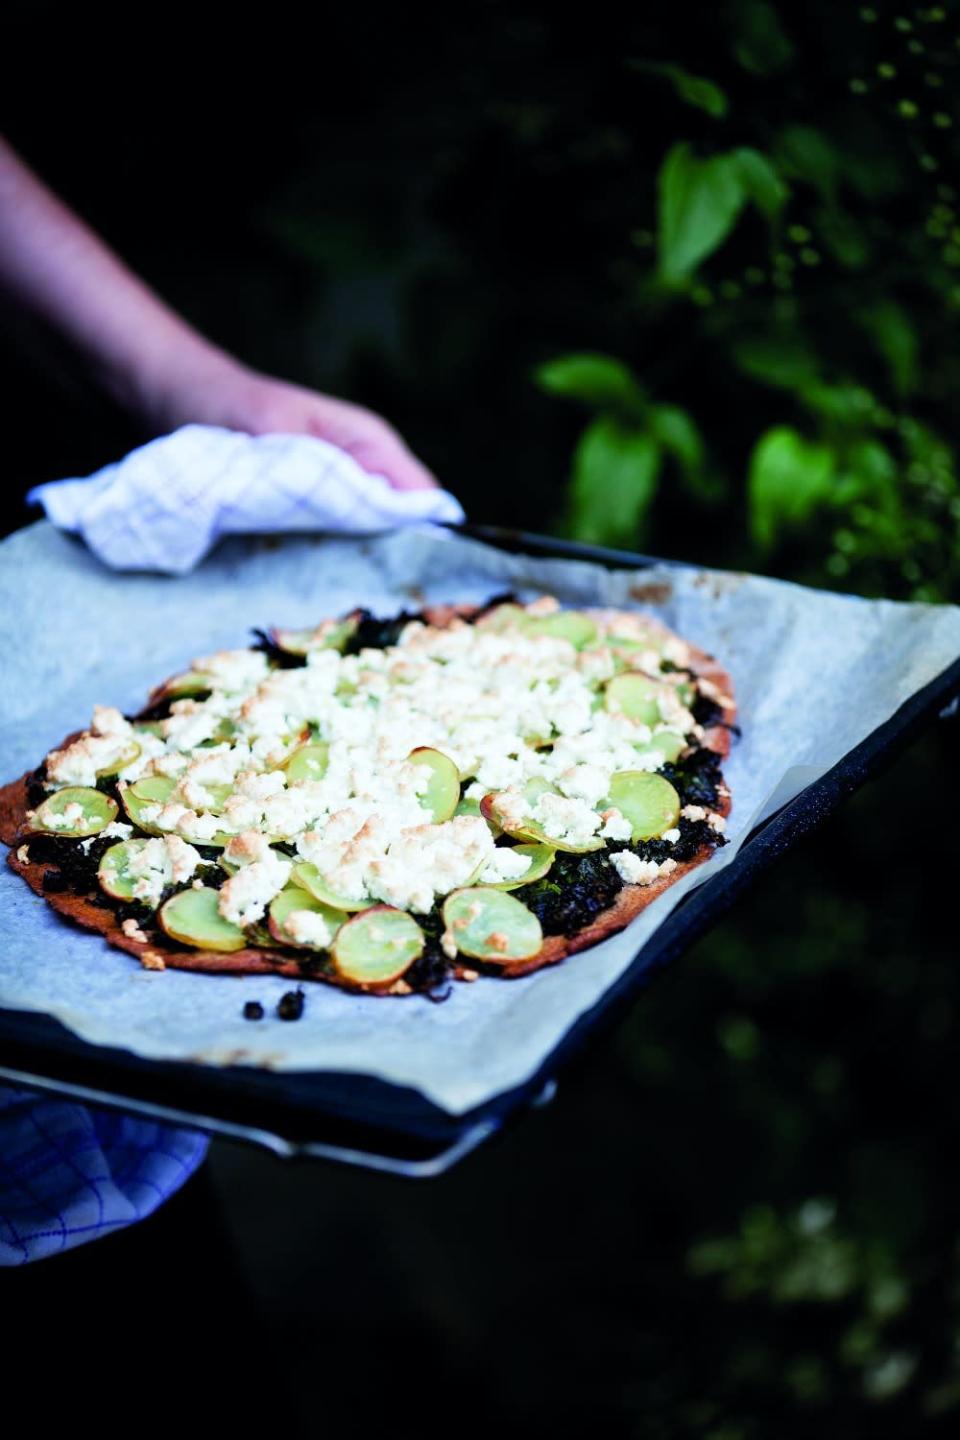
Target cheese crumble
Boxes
[39,599,724,940]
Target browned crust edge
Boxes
[0,603,735,994]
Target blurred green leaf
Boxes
[658,144,746,284]
[729,0,794,75]
[632,61,728,118]
[568,417,662,546]
[650,403,704,474]
[748,426,836,549]
[535,353,646,415]
[648,403,725,500]
[799,381,874,424]
[672,70,729,119]
[857,302,919,396]
[844,439,898,501]
[657,144,786,283]
[730,147,789,218]
[816,206,870,269]
[774,125,841,201]
[734,336,822,390]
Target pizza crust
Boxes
[0,603,735,994]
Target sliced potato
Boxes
[120,775,175,834]
[634,729,686,765]
[606,771,681,840]
[522,609,598,649]
[442,888,543,962]
[281,741,330,784]
[409,746,460,823]
[159,886,247,952]
[604,673,663,725]
[332,906,424,987]
[268,886,347,949]
[96,739,141,778]
[28,786,118,838]
[271,614,359,656]
[481,842,555,890]
[292,861,370,912]
[483,793,604,853]
[151,671,213,703]
[98,839,149,900]
[475,603,528,633]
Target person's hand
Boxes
[154,359,439,492]
[0,139,439,495]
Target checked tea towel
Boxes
[0,1086,208,1265]
[28,424,465,574]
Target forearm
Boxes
[0,136,240,426]
[0,135,438,486]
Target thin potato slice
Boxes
[159,886,247,952]
[481,842,555,890]
[482,793,604,853]
[606,771,681,840]
[409,747,460,822]
[98,839,149,900]
[281,742,330,784]
[268,886,347,949]
[332,906,424,986]
[522,610,598,649]
[28,786,118,838]
[605,673,663,725]
[292,862,369,913]
[442,888,543,962]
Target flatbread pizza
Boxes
[0,597,735,997]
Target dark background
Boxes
[5,4,960,1435]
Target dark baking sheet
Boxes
[1,526,958,1175]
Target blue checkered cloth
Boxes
[0,1086,209,1265]
[27,424,464,574]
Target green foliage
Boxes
[535,5,960,601]
[534,353,645,416]
[569,417,661,546]
[748,427,836,549]
[631,60,729,118]
[535,353,714,545]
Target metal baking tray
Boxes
[1,524,957,1176]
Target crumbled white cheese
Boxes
[532,793,601,848]
[46,733,133,788]
[681,804,706,822]
[40,596,722,929]
[610,852,674,886]
[218,851,292,927]
[39,801,87,831]
[223,830,274,867]
[100,820,134,841]
[91,705,133,738]
[600,810,633,841]
[479,848,533,884]
[283,909,335,948]
[192,649,270,691]
[662,827,681,845]
[127,836,202,906]
[556,763,610,806]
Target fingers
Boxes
[364,440,440,492]
[319,423,440,491]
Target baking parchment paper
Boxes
[1,521,958,1115]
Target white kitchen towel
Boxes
[27,424,465,574]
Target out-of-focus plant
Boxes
[533,352,713,546]
[537,2,960,600]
